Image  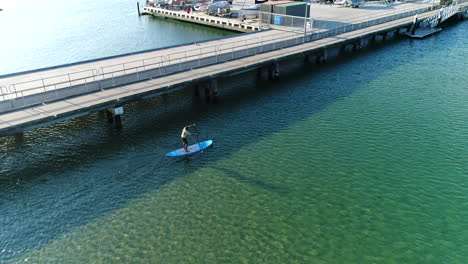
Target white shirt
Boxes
[181,127,191,138]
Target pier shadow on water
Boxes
[0,34,434,262]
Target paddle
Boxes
[194,124,201,150]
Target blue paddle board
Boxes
[166,140,213,157]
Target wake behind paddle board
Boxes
[166,140,213,157]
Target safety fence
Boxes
[261,1,442,32]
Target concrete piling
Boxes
[204,84,211,102]
[105,109,114,123]
[268,64,274,80]
[194,84,200,97]
[315,50,327,64]
[339,45,347,55]
[114,115,122,129]
[211,79,219,103]
[105,107,124,128]
[374,34,385,43]
[274,62,280,80]
[398,27,408,34]
[315,53,321,64]
[268,62,280,80]
[352,40,361,52]
[385,31,395,41]
[257,67,263,79]
[14,133,24,144]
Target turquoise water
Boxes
[1,1,468,262]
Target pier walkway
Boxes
[0,29,296,105]
[0,1,466,136]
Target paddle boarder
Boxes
[181,124,198,152]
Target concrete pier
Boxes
[144,6,260,32]
[0,1,467,137]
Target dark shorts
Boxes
[182,138,188,145]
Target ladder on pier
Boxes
[404,4,459,38]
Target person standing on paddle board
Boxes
[181,124,198,152]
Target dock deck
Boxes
[402,27,442,38]
[143,6,261,32]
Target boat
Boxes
[334,0,364,7]
[239,4,259,18]
[207,1,231,15]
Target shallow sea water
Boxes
[1,1,467,263]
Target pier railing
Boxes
[262,1,442,32]
[0,2,452,113]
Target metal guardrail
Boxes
[0,86,9,101]
[419,4,460,27]
[262,1,442,32]
[0,0,462,111]
[309,3,440,37]
[0,32,300,102]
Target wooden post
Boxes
[137,2,141,16]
